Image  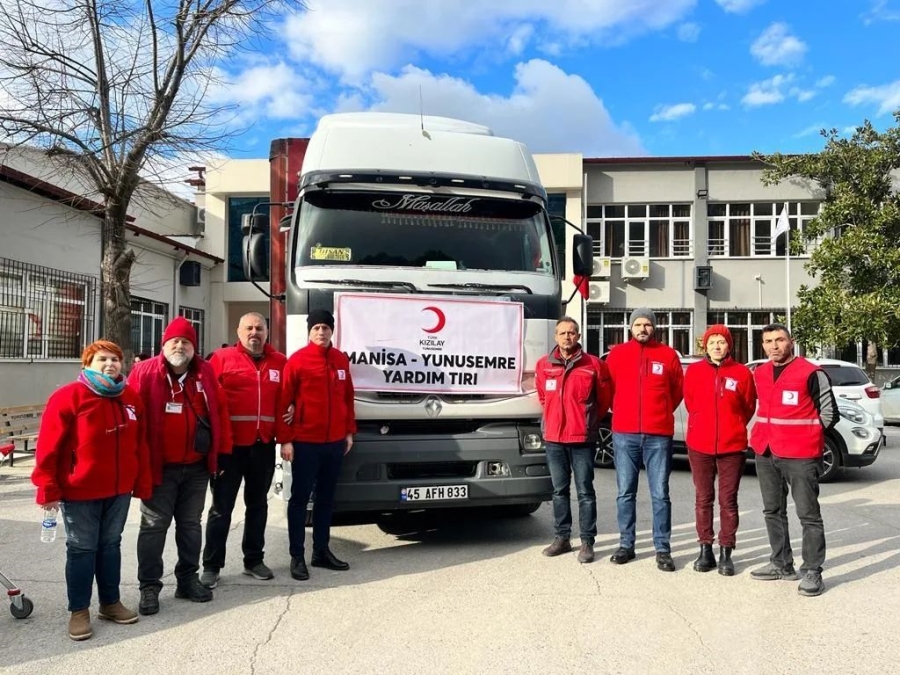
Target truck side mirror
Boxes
[571,234,593,278]
[241,213,268,235]
[242,233,269,280]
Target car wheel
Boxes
[820,434,842,483]
[594,424,614,468]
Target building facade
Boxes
[0,145,220,406]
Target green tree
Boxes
[0,0,300,355]
[753,113,900,355]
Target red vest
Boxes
[750,357,823,459]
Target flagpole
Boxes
[785,202,791,335]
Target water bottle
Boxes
[40,506,58,543]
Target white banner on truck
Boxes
[334,293,524,393]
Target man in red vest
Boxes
[749,323,837,596]
[200,312,288,589]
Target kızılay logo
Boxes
[421,306,446,333]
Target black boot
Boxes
[692,544,716,572]
[718,546,734,576]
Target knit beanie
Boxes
[702,324,733,353]
[162,316,198,349]
[307,309,335,333]
[629,308,657,328]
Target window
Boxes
[0,258,96,360]
[586,204,692,259]
[707,310,783,363]
[131,297,168,357]
[585,309,693,356]
[179,306,205,355]
[707,202,820,258]
[228,197,270,282]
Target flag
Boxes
[773,203,790,244]
[572,275,589,300]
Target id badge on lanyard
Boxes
[166,372,188,414]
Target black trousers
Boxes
[138,462,209,590]
[756,452,826,573]
[202,441,277,570]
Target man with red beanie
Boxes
[606,308,683,571]
[684,325,756,576]
[200,312,287,588]
[750,323,837,597]
[129,317,230,615]
[279,308,356,581]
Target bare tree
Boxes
[0,0,300,352]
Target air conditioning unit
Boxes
[591,256,611,278]
[587,281,610,305]
[195,207,206,235]
[621,256,650,280]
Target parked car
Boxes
[882,374,900,425]
[594,358,884,483]
[747,358,884,430]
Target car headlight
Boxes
[519,426,545,451]
[838,405,867,424]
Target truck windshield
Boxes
[294,190,554,275]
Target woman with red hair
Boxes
[684,325,757,576]
[32,340,152,641]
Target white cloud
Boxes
[791,87,816,102]
[703,102,714,110]
[794,123,827,138]
[741,74,794,107]
[360,60,644,156]
[649,102,696,121]
[815,75,835,88]
[862,0,900,24]
[677,22,701,42]
[714,0,766,13]
[507,24,534,55]
[750,23,807,67]
[284,0,697,80]
[214,63,312,121]
[844,79,900,115]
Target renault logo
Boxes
[424,396,442,418]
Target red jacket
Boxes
[750,357,824,459]
[32,381,152,504]
[606,339,684,436]
[210,344,287,447]
[684,357,757,454]
[278,342,357,444]
[129,354,230,485]
[536,346,612,444]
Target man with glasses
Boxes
[535,317,612,563]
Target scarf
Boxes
[78,369,127,397]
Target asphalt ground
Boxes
[1,431,898,675]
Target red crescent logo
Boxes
[422,306,446,333]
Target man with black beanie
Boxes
[277,309,357,581]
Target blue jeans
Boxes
[613,433,673,553]
[545,442,597,544]
[60,494,132,612]
[287,440,346,559]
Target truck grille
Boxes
[370,393,488,403]
[370,420,485,435]
[387,462,478,480]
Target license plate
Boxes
[400,485,468,502]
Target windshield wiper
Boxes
[314,279,419,293]
[428,283,533,294]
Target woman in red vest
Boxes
[32,340,152,641]
[684,325,756,576]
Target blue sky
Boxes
[219,0,900,160]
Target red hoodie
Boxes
[536,346,612,444]
[210,343,287,447]
[32,381,152,504]
[606,339,683,436]
[684,357,757,454]
[129,354,230,485]
[278,342,357,444]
